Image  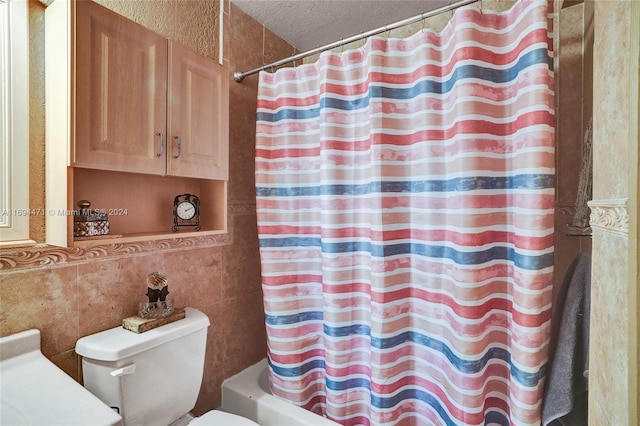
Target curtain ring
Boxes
[422,15,426,33]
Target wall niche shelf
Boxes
[68,169,227,248]
[72,229,227,249]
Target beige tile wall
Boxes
[588,0,638,423]
[0,0,293,415]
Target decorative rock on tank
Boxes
[139,271,174,318]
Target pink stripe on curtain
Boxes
[255,1,555,425]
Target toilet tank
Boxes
[76,307,210,426]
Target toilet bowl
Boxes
[75,307,259,426]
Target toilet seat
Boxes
[189,410,260,425]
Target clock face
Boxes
[176,201,196,220]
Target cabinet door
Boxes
[167,42,229,180]
[75,1,167,175]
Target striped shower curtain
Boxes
[255,1,555,425]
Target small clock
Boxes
[172,194,200,232]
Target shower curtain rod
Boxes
[232,0,479,82]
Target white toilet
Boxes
[75,307,259,426]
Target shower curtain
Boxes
[255,1,555,425]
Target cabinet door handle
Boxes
[156,132,164,158]
[173,136,182,159]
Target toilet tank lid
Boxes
[75,307,210,361]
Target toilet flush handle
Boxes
[110,364,136,377]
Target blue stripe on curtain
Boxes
[257,48,553,123]
[259,239,554,270]
[256,175,556,197]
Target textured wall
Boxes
[95,0,220,61]
[589,0,638,423]
[1,0,293,416]
[592,3,630,199]
[29,0,46,242]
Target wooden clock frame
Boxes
[172,193,201,232]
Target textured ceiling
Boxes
[230,0,451,51]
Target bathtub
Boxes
[221,358,339,426]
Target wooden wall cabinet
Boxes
[45,0,229,247]
[74,1,229,180]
